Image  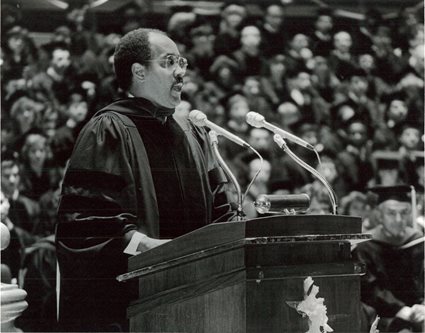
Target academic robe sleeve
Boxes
[352,246,407,317]
[57,111,160,243]
[55,111,160,329]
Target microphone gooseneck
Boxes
[189,109,250,221]
[273,134,338,214]
[208,130,244,221]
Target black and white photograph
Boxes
[0,0,424,332]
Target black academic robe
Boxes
[55,97,230,331]
[352,230,424,318]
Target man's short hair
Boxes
[113,28,166,91]
[1,159,19,171]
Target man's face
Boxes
[400,127,420,150]
[359,54,374,71]
[291,34,309,52]
[388,100,408,121]
[296,72,311,90]
[278,102,300,126]
[265,5,284,30]
[378,169,399,186]
[248,128,271,150]
[225,13,243,29]
[317,158,337,183]
[334,32,352,52]
[142,33,186,109]
[249,159,271,183]
[350,76,368,95]
[348,122,367,147]
[68,100,88,123]
[51,49,71,73]
[270,60,286,76]
[243,78,260,96]
[315,15,333,33]
[338,105,355,122]
[27,140,47,169]
[241,26,261,48]
[313,56,328,73]
[229,100,249,123]
[380,200,412,241]
[8,35,24,53]
[1,165,20,198]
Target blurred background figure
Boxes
[259,4,286,58]
[214,3,247,56]
[352,185,424,333]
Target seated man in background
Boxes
[352,185,424,332]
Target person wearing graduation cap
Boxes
[352,185,424,332]
[370,150,404,187]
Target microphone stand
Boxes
[209,131,244,221]
[273,134,338,215]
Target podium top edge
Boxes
[127,214,363,274]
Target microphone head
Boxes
[189,110,207,127]
[246,112,265,128]
[273,134,286,148]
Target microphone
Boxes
[246,112,314,150]
[189,110,250,148]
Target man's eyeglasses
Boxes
[147,54,188,71]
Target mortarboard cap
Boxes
[397,120,423,135]
[372,150,401,170]
[366,184,412,204]
[6,25,25,38]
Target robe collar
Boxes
[96,97,175,124]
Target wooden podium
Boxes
[118,215,370,333]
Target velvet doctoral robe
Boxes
[55,97,230,331]
[352,231,424,318]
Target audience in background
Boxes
[0,1,423,331]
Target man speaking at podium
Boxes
[55,28,231,332]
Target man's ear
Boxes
[132,63,145,80]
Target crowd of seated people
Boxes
[0,1,424,332]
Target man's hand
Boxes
[136,236,171,253]
[410,304,425,323]
[124,231,171,256]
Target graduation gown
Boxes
[352,229,424,318]
[55,97,230,331]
